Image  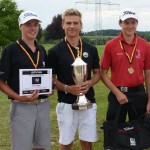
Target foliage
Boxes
[37,24,43,42]
[138,32,150,42]
[82,35,114,45]
[84,29,121,36]
[84,29,150,43]
[0,0,21,47]
[45,14,65,41]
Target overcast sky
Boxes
[15,0,150,32]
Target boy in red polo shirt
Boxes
[101,7,150,126]
[100,8,150,150]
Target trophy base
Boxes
[72,102,93,110]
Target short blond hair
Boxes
[62,8,82,23]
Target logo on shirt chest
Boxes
[116,52,124,56]
[83,52,88,58]
[43,61,45,68]
[135,49,141,59]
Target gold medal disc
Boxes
[128,67,134,74]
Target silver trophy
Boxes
[72,57,93,110]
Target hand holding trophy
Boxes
[72,48,93,110]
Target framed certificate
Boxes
[19,69,52,96]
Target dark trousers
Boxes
[106,88,148,123]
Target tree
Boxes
[0,0,21,47]
[37,25,43,42]
[45,14,65,41]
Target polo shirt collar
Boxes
[63,37,81,49]
[18,38,40,52]
[119,32,137,45]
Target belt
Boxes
[12,98,48,104]
[117,84,144,93]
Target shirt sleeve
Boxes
[0,46,11,81]
[144,42,150,70]
[93,46,100,69]
[47,48,58,75]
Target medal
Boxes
[119,38,137,75]
[128,66,134,74]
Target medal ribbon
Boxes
[64,36,82,60]
[16,40,40,69]
[119,38,137,64]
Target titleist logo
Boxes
[123,11,135,16]
[23,13,37,18]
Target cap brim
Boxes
[121,15,138,21]
[19,16,41,26]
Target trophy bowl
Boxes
[72,57,93,110]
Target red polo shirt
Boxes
[101,32,150,87]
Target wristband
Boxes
[64,85,68,94]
